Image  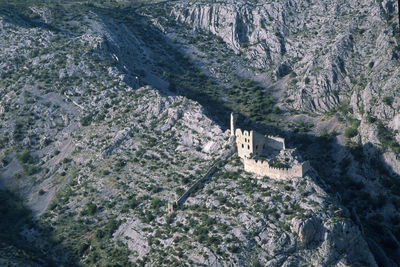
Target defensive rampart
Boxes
[176,163,218,206]
[243,158,311,180]
[176,140,236,206]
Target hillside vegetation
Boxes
[0,0,399,266]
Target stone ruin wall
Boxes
[243,158,312,180]
[235,129,254,158]
[266,135,285,150]
[232,113,312,179]
[235,129,283,157]
[235,128,287,157]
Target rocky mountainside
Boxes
[0,0,399,266]
[170,0,400,166]
[164,1,400,265]
[173,0,400,112]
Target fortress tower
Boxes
[230,112,236,136]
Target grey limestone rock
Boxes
[101,126,134,158]
[322,220,378,266]
[291,216,323,247]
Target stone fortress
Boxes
[231,113,311,180]
[168,113,312,212]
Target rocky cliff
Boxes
[173,0,400,117]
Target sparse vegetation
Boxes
[0,0,399,265]
[382,96,394,106]
[377,121,400,154]
[344,119,360,139]
[344,127,358,138]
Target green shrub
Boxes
[336,101,352,115]
[151,197,164,210]
[13,172,24,179]
[368,61,374,68]
[128,198,140,209]
[103,219,121,239]
[80,113,93,126]
[13,121,24,141]
[271,160,288,168]
[349,143,364,161]
[81,202,97,216]
[377,122,400,154]
[24,164,39,175]
[17,150,33,164]
[344,127,358,138]
[351,119,360,128]
[383,96,394,106]
[292,121,313,133]
[366,115,376,123]
[320,128,330,140]
[228,245,240,253]
[76,242,89,256]
[175,187,184,195]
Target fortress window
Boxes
[245,138,247,142]
[248,145,250,149]
[242,144,244,148]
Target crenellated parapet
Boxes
[243,158,311,180]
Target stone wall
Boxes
[176,141,236,206]
[235,129,254,158]
[176,163,218,206]
[243,158,311,180]
[266,135,285,150]
[235,127,286,159]
[252,131,268,155]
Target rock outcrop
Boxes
[290,215,377,266]
[291,216,323,247]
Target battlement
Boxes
[243,158,311,180]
